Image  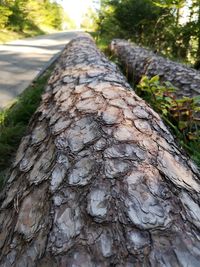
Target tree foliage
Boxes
[0,0,64,32]
[0,0,13,28]
[97,0,200,67]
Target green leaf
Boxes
[162,108,168,115]
[165,97,173,103]
[194,96,200,104]
[178,121,188,130]
[150,75,160,84]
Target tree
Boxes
[97,0,167,45]
[96,0,200,65]
[153,0,185,25]
[43,0,63,30]
[0,35,200,266]
[0,0,12,28]
[2,0,64,32]
[8,0,30,32]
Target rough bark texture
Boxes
[0,35,200,267]
[110,39,200,98]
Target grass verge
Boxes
[0,26,59,44]
[0,30,25,43]
[0,64,55,189]
[0,28,45,44]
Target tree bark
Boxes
[0,34,200,267]
[110,39,200,98]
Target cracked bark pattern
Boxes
[0,35,200,267]
[110,39,200,98]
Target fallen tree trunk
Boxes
[110,39,200,98]
[0,34,200,267]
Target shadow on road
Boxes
[0,31,82,109]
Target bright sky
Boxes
[180,0,192,24]
[58,0,192,28]
[58,0,97,28]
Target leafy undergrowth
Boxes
[0,65,54,189]
[136,75,200,168]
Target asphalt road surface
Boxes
[0,31,82,109]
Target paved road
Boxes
[0,31,82,109]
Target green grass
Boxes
[0,65,54,189]
[0,25,58,44]
[0,30,26,43]
[0,27,45,44]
